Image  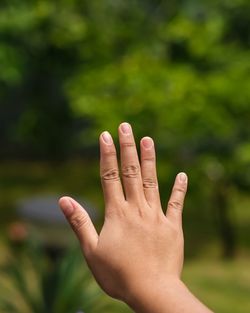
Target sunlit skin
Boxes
[59,122,212,313]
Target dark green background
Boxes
[0,0,250,312]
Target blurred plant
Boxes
[0,240,130,313]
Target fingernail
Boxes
[120,122,131,134]
[141,137,153,149]
[60,198,74,215]
[178,172,187,183]
[102,131,113,145]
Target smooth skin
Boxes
[59,122,212,313]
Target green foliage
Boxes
[0,1,250,311]
[1,0,249,156]
[0,241,130,313]
[0,0,250,254]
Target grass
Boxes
[183,259,250,313]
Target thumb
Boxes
[59,196,98,256]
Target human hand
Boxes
[59,123,211,313]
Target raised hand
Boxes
[59,123,212,313]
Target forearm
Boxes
[126,278,213,313]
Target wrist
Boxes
[125,276,212,313]
[125,276,182,313]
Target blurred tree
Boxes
[65,0,250,257]
[0,0,250,256]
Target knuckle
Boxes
[122,164,140,178]
[101,168,120,181]
[168,200,183,211]
[70,214,89,232]
[143,177,158,189]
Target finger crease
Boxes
[102,150,117,157]
[173,187,186,193]
[121,142,135,148]
[168,201,183,211]
[143,178,158,189]
[101,168,120,181]
[142,157,155,162]
[71,215,89,232]
[122,165,139,178]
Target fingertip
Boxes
[140,137,154,150]
[177,172,188,184]
[100,131,113,145]
[59,197,98,248]
[119,122,132,135]
[166,173,188,222]
[59,196,74,216]
[58,195,71,205]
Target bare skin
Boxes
[59,122,212,313]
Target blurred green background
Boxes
[0,0,250,312]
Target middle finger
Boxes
[118,122,144,202]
